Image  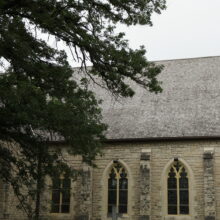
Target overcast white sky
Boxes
[118,0,220,61]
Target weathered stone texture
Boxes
[76,164,92,219]
[2,139,220,220]
[203,149,216,220]
[90,140,219,220]
[140,151,151,218]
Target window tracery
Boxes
[167,160,189,215]
[51,176,71,213]
[108,162,128,215]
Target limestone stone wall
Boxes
[1,139,220,220]
[91,139,220,220]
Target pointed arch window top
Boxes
[108,161,128,215]
[51,175,71,213]
[167,160,189,215]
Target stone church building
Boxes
[1,56,220,220]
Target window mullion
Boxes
[177,174,180,215]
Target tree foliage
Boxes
[0,0,166,218]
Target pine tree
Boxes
[0,0,166,219]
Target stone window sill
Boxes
[164,215,192,220]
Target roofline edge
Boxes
[104,136,220,143]
[47,135,220,145]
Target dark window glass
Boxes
[51,204,60,213]
[51,186,60,212]
[168,177,177,189]
[109,177,117,190]
[61,204,70,213]
[179,167,189,214]
[53,178,61,189]
[168,205,177,215]
[52,190,60,204]
[62,189,70,204]
[63,178,71,189]
[108,189,117,205]
[179,178,188,189]
[179,168,188,189]
[108,205,112,214]
[119,205,127,213]
[120,168,127,178]
[168,190,177,205]
[180,205,189,214]
[108,169,117,214]
[119,178,128,190]
[119,190,128,205]
[51,177,71,213]
[168,168,176,188]
[119,168,128,209]
[51,178,61,213]
[168,167,177,215]
[180,190,189,205]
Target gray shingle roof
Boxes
[97,56,220,140]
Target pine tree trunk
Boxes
[35,148,43,220]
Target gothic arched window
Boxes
[108,162,128,215]
[51,175,71,213]
[167,160,189,215]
